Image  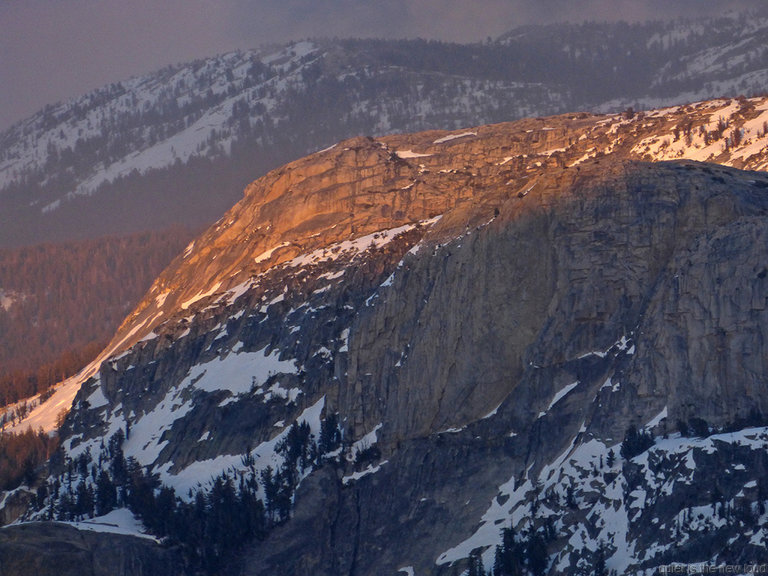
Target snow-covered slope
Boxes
[0,43,316,199]
[5,14,768,247]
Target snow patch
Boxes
[342,460,388,485]
[395,150,432,159]
[350,423,382,458]
[61,508,157,541]
[547,381,579,411]
[287,223,416,268]
[645,407,668,430]
[339,328,350,353]
[86,386,109,409]
[163,396,325,497]
[254,242,291,264]
[433,131,477,144]
[186,346,297,396]
[181,281,222,310]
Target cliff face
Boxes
[345,159,768,441]
[85,95,768,363]
[239,159,768,575]
[0,523,183,576]
[13,98,768,573]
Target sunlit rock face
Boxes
[14,98,768,574]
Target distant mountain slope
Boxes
[0,228,192,412]
[6,96,768,574]
[3,14,768,247]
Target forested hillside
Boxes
[0,228,193,410]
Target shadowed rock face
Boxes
[23,102,768,573]
[0,523,183,576]
[238,159,768,575]
[336,159,768,446]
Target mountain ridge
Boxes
[89,96,768,362]
[4,14,768,247]
[4,95,768,574]
[5,13,768,417]
[12,95,768,437]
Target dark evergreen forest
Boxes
[0,228,193,409]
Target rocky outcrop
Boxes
[21,98,768,574]
[0,523,183,576]
[99,96,768,359]
[0,488,33,527]
[240,159,768,574]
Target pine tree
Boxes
[95,470,117,516]
[493,527,524,576]
[620,426,654,459]
[525,531,548,576]
[124,458,159,525]
[566,480,577,509]
[261,466,279,522]
[153,485,177,537]
[56,491,74,521]
[319,413,343,455]
[593,542,608,576]
[74,481,94,519]
[468,548,486,576]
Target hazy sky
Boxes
[1,0,764,131]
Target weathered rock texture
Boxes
[102,96,768,356]
[14,98,768,573]
[240,159,768,575]
[0,523,183,576]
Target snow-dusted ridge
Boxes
[6,15,768,245]
[5,80,768,573]
[7,218,437,436]
[0,42,320,198]
[9,94,768,441]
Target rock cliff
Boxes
[10,97,768,574]
[0,522,183,576]
[239,158,768,575]
[82,96,768,362]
